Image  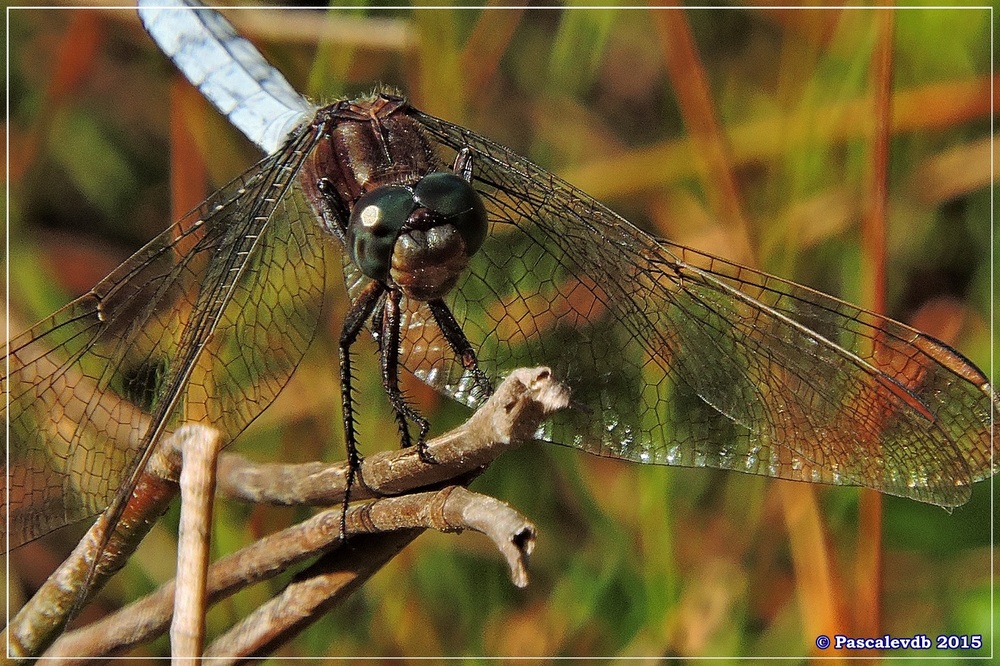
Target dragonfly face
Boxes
[301,95,488,300]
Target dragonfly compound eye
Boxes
[412,172,487,256]
[348,185,416,282]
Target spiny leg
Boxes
[444,149,493,399]
[381,288,432,458]
[428,298,494,402]
[338,279,385,539]
[368,290,389,351]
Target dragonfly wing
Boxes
[138,0,316,154]
[663,241,996,486]
[408,109,996,507]
[3,127,327,547]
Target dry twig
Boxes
[16,367,569,661]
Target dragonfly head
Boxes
[348,172,487,301]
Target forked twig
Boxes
[9,424,211,659]
[47,488,534,662]
[15,367,569,661]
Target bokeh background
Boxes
[5,2,994,660]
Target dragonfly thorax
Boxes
[348,172,487,301]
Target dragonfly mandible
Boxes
[4,0,996,552]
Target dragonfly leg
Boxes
[428,299,494,401]
[338,279,386,538]
[368,290,389,351]
[381,288,433,460]
[316,177,351,240]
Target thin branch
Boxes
[32,367,568,661]
[204,487,535,661]
[172,425,226,661]
[8,425,214,660]
[45,488,535,662]
[216,366,571,506]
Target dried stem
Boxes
[23,367,568,661]
[855,6,895,648]
[204,487,535,661]
[218,365,570,506]
[172,425,225,662]
[44,488,535,662]
[8,425,212,660]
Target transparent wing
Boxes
[3,127,328,547]
[406,109,997,507]
[138,0,315,154]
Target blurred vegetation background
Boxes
[4,1,994,660]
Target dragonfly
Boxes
[4,1,996,553]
